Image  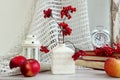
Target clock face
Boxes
[92,31,110,47]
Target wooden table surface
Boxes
[0,69,119,80]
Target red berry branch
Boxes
[94,43,120,57]
[59,22,72,36]
[43,8,52,18]
[43,5,76,43]
[60,5,76,19]
[40,6,87,61]
[40,5,76,54]
[72,49,86,61]
[64,41,86,61]
[94,44,113,57]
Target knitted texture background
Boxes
[29,0,93,50]
[29,0,93,64]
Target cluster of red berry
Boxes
[94,43,120,57]
[60,5,76,19]
[72,50,86,61]
[94,45,113,57]
[59,22,72,36]
[43,8,52,18]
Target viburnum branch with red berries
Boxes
[60,5,76,19]
[72,49,86,61]
[94,43,120,57]
[64,41,86,61]
[40,5,86,61]
[43,8,52,18]
[43,5,76,43]
[94,44,113,57]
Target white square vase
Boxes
[51,44,75,74]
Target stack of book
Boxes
[75,51,120,70]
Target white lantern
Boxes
[22,35,40,61]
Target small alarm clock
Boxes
[91,26,110,48]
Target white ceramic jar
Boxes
[51,44,75,74]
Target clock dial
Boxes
[92,31,110,48]
[94,33,108,46]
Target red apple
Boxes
[20,59,40,77]
[9,55,27,69]
[104,58,120,77]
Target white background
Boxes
[0,0,35,56]
[87,0,111,32]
